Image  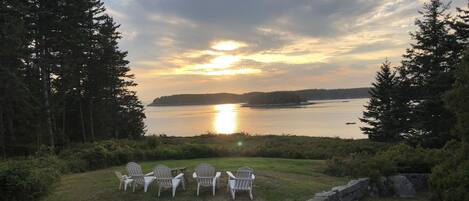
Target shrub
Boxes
[325,143,440,179]
[0,156,63,201]
[429,142,469,201]
[325,152,395,180]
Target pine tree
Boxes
[451,1,469,48]
[0,0,41,156]
[94,16,146,139]
[30,0,64,149]
[398,0,461,148]
[361,60,404,142]
[1,0,146,156]
[445,49,469,156]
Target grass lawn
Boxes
[45,157,348,201]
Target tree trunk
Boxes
[6,109,14,154]
[62,101,67,146]
[79,100,87,143]
[89,100,95,142]
[40,35,55,149]
[463,135,469,160]
[0,109,6,159]
[42,68,54,149]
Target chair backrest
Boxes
[195,163,215,177]
[195,163,216,186]
[126,162,144,184]
[233,177,253,190]
[235,166,253,178]
[154,164,173,188]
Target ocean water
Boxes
[144,98,369,139]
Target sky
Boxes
[102,0,467,104]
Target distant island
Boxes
[149,87,370,106]
[243,91,312,108]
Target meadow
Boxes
[45,157,348,201]
[1,134,445,201]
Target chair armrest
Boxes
[130,174,144,179]
[174,173,184,179]
[226,171,236,179]
[213,173,221,185]
[251,174,255,180]
[145,172,154,176]
[192,172,197,178]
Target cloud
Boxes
[148,14,197,27]
[101,0,468,103]
[106,7,127,19]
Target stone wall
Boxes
[307,178,369,201]
[401,173,428,191]
[307,174,429,201]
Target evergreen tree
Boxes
[430,49,469,201]
[361,60,404,142]
[30,0,63,149]
[0,0,146,156]
[398,0,460,148]
[445,49,469,156]
[451,1,469,48]
[0,0,40,156]
[94,16,146,139]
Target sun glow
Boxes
[193,55,240,70]
[211,40,247,51]
[202,68,261,76]
[210,55,240,67]
[213,104,237,134]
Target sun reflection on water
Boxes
[213,104,237,134]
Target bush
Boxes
[325,152,395,180]
[0,156,63,201]
[0,134,388,201]
[53,134,386,173]
[429,142,469,201]
[325,143,442,179]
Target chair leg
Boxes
[212,184,216,196]
[133,183,136,192]
[182,178,185,190]
[158,185,161,198]
[197,184,200,196]
[172,187,176,197]
[249,189,253,200]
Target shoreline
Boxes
[148,97,367,107]
[241,101,314,108]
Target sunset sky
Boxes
[102,0,466,103]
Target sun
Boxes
[213,104,237,134]
[211,40,247,51]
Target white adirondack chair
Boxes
[126,162,155,192]
[114,171,133,191]
[192,163,221,196]
[154,164,185,198]
[226,167,255,200]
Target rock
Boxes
[401,173,429,191]
[390,175,416,198]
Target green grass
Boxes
[45,157,348,201]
